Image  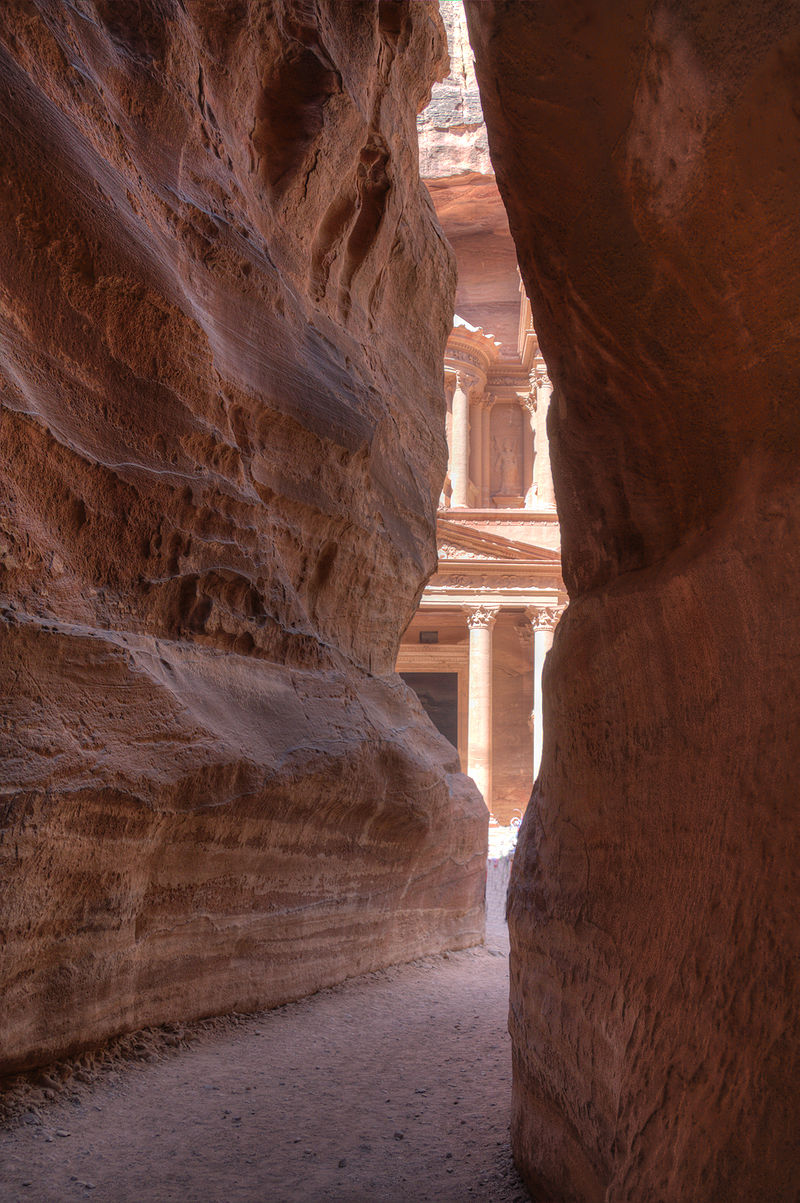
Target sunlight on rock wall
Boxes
[0,0,487,1074]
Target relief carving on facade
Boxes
[437,542,485,560]
[436,575,556,590]
[490,402,524,498]
[493,437,520,494]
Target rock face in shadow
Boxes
[0,0,487,1075]
[465,4,800,1200]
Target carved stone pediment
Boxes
[437,519,561,566]
[438,541,485,560]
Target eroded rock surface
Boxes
[417,2,519,351]
[0,0,486,1075]
[466,3,800,1200]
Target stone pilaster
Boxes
[532,368,555,510]
[520,390,537,509]
[469,391,483,506]
[480,396,493,507]
[450,372,472,508]
[527,605,564,778]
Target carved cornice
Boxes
[436,576,561,591]
[446,320,500,379]
[464,604,500,629]
[488,374,528,387]
[448,346,483,371]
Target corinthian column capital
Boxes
[455,370,478,395]
[520,390,537,417]
[515,621,535,646]
[526,605,565,632]
[465,604,500,630]
[531,365,552,391]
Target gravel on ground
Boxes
[0,857,527,1203]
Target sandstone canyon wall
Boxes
[0,0,487,1076]
[465,3,800,1201]
[417,2,519,350]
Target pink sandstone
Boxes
[417,1,520,352]
[465,3,800,1200]
[0,0,486,1075]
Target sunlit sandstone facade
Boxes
[401,0,565,823]
[398,292,565,823]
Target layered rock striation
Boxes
[466,3,800,1200]
[0,0,486,1075]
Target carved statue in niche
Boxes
[490,401,524,499]
[493,437,520,494]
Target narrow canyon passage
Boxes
[1,865,527,1203]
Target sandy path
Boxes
[1,860,527,1203]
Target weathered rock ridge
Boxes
[0,0,486,1075]
[417,2,519,352]
[466,3,800,1200]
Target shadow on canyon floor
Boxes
[1,860,526,1203]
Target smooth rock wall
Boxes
[0,0,487,1075]
[465,3,800,1200]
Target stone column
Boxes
[527,606,562,778]
[445,373,454,455]
[480,398,493,507]
[469,395,483,506]
[450,373,471,508]
[521,392,537,508]
[534,371,556,510]
[465,604,499,808]
[441,374,455,508]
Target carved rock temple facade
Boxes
[399,6,565,824]
[397,296,565,823]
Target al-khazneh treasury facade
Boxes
[397,294,566,824]
[399,1,565,824]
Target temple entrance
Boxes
[400,671,459,751]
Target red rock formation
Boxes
[0,1,487,1075]
[466,3,800,1199]
[417,2,520,350]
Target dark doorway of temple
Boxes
[401,671,459,750]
